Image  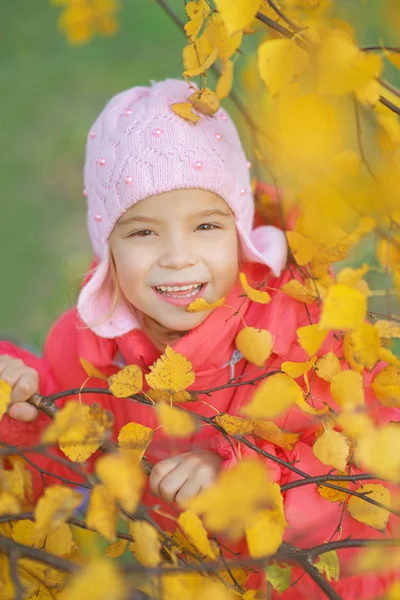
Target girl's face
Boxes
[109,189,239,333]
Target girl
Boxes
[0,79,398,599]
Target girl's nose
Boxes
[158,238,197,270]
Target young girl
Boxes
[0,79,398,599]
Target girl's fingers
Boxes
[8,402,39,423]
[158,463,191,505]
[175,478,201,507]
[149,455,181,496]
[2,369,39,404]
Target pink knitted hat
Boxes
[77,79,287,338]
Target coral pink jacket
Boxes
[0,261,398,599]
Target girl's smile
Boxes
[152,282,207,306]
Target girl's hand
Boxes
[0,355,39,422]
[149,450,223,507]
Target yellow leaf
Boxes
[161,571,202,600]
[188,459,275,540]
[318,477,350,503]
[11,519,44,548]
[0,492,20,516]
[0,380,12,420]
[281,356,316,379]
[108,364,143,398]
[79,358,107,381]
[214,413,254,437]
[215,0,261,35]
[245,507,286,558]
[343,331,364,372]
[117,421,153,464]
[60,559,125,600]
[146,346,195,393]
[336,408,374,439]
[297,324,328,356]
[371,366,400,407]
[258,38,309,95]
[206,14,243,61]
[58,403,113,463]
[216,60,234,99]
[349,323,381,370]
[235,326,273,367]
[183,35,213,72]
[319,284,367,330]
[347,484,391,530]
[281,280,318,304]
[336,264,369,287]
[130,520,161,567]
[187,296,225,312]
[96,452,145,513]
[105,539,128,558]
[239,272,271,304]
[334,149,361,178]
[178,509,217,559]
[379,347,400,367]
[313,430,350,472]
[156,403,196,438]
[184,48,218,77]
[241,373,303,420]
[253,421,301,451]
[356,423,400,481]
[184,0,210,42]
[286,231,314,266]
[389,583,400,600]
[374,320,400,339]
[171,102,200,124]
[86,484,118,542]
[376,237,400,270]
[315,550,340,582]
[34,486,83,538]
[384,48,400,69]
[330,370,364,408]
[315,352,341,382]
[45,523,78,558]
[172,390,195,403]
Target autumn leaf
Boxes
[184,48,218,77]
[315,352,341,382]
[206,14,243,61]
[106,539,128,558]
[319,284,367,330]
[297,324,328,356]
[258,38,309,95]
[374,319,400,339]
[42,401,88,443]
[79,357,107,381]
[45,523,78,558]
[245,507,286,558]
[253,421,301,451]
[336,264,369,287]
[379,347,400,367]
[265,562,292,593]
[156,402,197,438]
[178,509,217,559]
[60,559,125,600]
[214,413,255,437]
[281,356,316,379]
[108,364,143,398]
[187,296,225,312]
[356,423,400,481]
[130,520,161,567]
[313,430,350,472]
[318,476,350,503]
[0,380,12,420]
[371,366,400,407]
[235,326,273,367]
[349,323,381,370]
[239,272,271,304]
[347,484,391,530]
[343,331,364,372]
[189,87,220,115]
[184,0,210,42]
[146,346,195,393]
[314,550,340,582]
[95,452,145,513]
[215,0,262,35]
[171,102,201,124]
[34,486,83,538]
[330,370,365,408]
[86,484,119,542]
[117,421,153,463]
[281,279,318,304]
[216,60,234,99]
[286,231,315,265]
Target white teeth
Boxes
[155,283,202,296]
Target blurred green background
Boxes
[0,0,398,350]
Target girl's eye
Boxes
[197,223,219,231]
[129,229,154,237]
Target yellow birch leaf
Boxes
[315,352,341,382]
[34,486,83,538]
[86,484,118,542]
[258,38,309,95]
[384,49,400,69]
[349,323,381,370]
[336,409,374,439]
[334,149,361,178]
[79,358,107,381]
[161,572,202,600]
[374,320,400,339]
[108,364,143,398]
[281,280,318,304]
[60,559,125,600]
[105,539,128,558]
[315,550,340,582]
[297,324,328,356]
[215,0,261,35]
[178,509,217,559]
[184,0,210,42]
[330,370,364,408]
[376,237,400,270]
[356,424,400,481]
[59,403,113,463]
[347,484,391,530]
[130,521,161,567]
[0,492,20,516]
[241,373,303,420]
[235,327,273,367]
[281,356,316,379]
[216,60,234,99]
[156,403,196,438]
[253,421,301,451]
[0,380,12,420]
[371,366,400,407]
[183,36,213,72]
[286,231,315,265]
[265,563,292,593]
[184,48,218,77]
[117,421,153,463]
[187,296,225,312]
[214,413,254,437]
[41,401,87,443]
[171,102,200,124]
[239,272,271,304]
[389,583,400,600]
[172,390,195,403]
[245,508,286,558]
[96,452,145,513]
[45,523,78,558]
[343,331,364,372]
[319,284,367,330]
[188,459,275,540]
[146,346,195,392]
[336,264,369,287]
[11,519,44,548]
[206,14,243,61]
[379,347,400,367]
[313,430,350,472]
[318,477,350,503]
[146,389,171,403]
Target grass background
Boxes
[0,0,398,350]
